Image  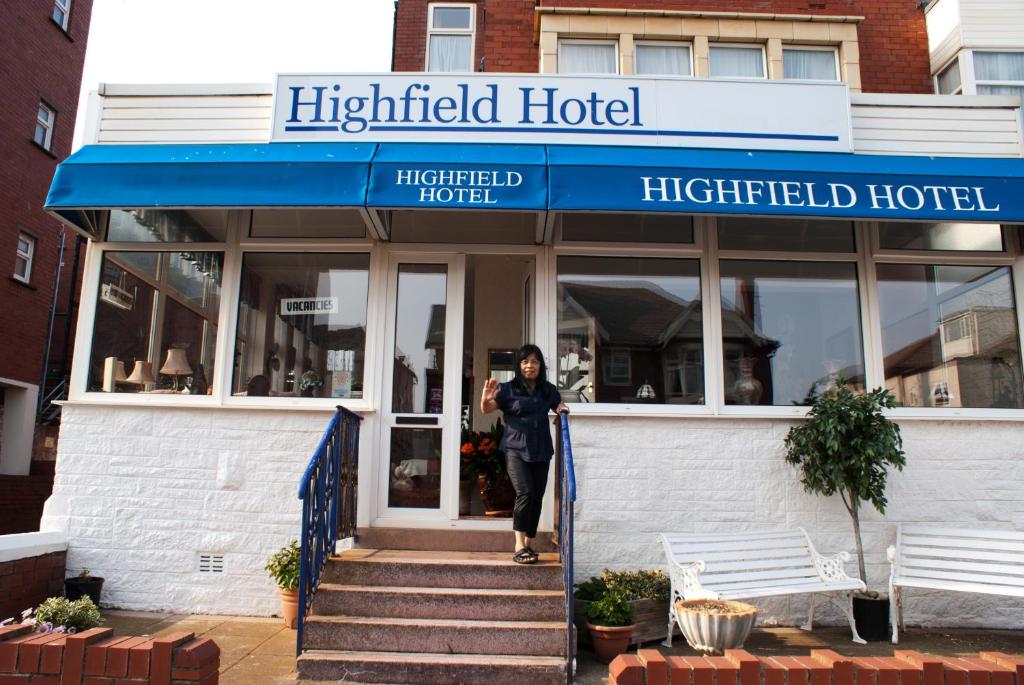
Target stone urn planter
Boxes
[674,599,757,655]
[587,623,635,664]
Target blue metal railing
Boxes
[556,412,577,685]
[296,406,362,656]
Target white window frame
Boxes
[425,3,476,73]
[35,102,55,151]
[934,56,964,95]
[708,42,768,80]
[970,49,1024,96]
[14,233,35,284]
[781,45,840,81]
[52,0,71,31]
[557,39,620,75]
[634,40,694,77]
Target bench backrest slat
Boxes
[899,526,1024,542]
[700,567,821,586]
[893,524,1024,594]
[900,546,1024,567]
[896,566,1024,588]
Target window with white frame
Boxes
[709,44,765,78]
[427,3,474,72]
[14,233,35,284]
[635,42,692,76]
[973,51,1024,97]
[782,46,838,81]
[558,40,618,74]
[936,58,962,95]
[52,0,71,31]
[34,103,55,151]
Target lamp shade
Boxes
[636,381,657,401]
[126,361,156,385]
[160,348,193,376]
[114,360,128,382]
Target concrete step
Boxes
[323,549,564,590]
[297,649,567,684]
[302,616,568,656]
[312,583,565,621]
[355,527,557,552]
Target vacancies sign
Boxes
[272,73,852,153]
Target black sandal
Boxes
[513,548,538,564]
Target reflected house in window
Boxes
[423,304,446,413]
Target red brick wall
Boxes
[0,0,93,388]
[0,551,64,625]
[0,476,55,535]
[392,0,932,94]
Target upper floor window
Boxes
[709,44,765,79]
[974,51,1024,97]
[34,103,55,151]
[936,58,962,94]
[427,4,474,72]
[782,47,838,81]
[558,40,618,74]
[52,0,71,31]
[14,233,35,284]
[635,42,692,76]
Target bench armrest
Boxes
[886,545,897,563]
[810,549,859,583]
[667,559,719,601]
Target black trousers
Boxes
[505,456,549,538]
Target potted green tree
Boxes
[784,377,906,641]
[265,540,301,628]
[585,589,636,664]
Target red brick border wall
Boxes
[609,649,1024,685]
[0,551,65,625]
[0,625,219,685]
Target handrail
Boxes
[296,406,362,657]
[555,411,576,685]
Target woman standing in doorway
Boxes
[480,344,568,564]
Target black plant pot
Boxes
[65,576,104,606]
[852,595,889,642]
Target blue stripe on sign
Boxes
[367,125,838,142]
[284,125,340,131]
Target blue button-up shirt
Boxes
[496,380,561,462]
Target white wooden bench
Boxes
[887,524,1024,644]
[659,529,867,646]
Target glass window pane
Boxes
[388,427,442,508]
[561,213,694,243]
[558,42,617,74]
[428,34,472,72]
[52,6,66,26]
[393,264,447,412]
[17,237,31,254]
[107,209,228,243]
[90,251,222,395]
[783,49,837,80]
[557,257,703,404]
[977,84,1024,97]
[877,263,1024,408]
[232,253,370,399]
[250,209,366,239]
[937,60,961,94]
[879,222,1004,252]
[718,217,855,252]
[14,256,29,279]
[636,44,691,76]
[432,6,471,29]
[709,46,764,78]
[34,123,47,147]
[719,261,864,406]
[975,52,1024,81]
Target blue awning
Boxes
[368,143,547,210]
[45,143,375,210]
[548,146,1024,222]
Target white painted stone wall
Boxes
[42,404,1024,629]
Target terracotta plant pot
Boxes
[278,587,299,629]
[587,623,635,664]
[674,599,757,656]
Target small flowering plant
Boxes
[0,596,102,633]
[459,419,505,487]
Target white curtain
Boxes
[709,46,764,78]
[428,35,471,72]
[558,43,617,74]
[978,84,1024,97]
[783,49,837,80]
[975,52,1024,81]
[936,60,961,94]
[636,45,691,76]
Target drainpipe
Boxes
[38,226,66,414]
[59,235,84,381]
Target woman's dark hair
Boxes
[512,344,548,393]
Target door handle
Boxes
[396,416,439,425]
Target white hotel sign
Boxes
[272,73,852,153]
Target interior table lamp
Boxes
[125,360,156,390]
[160,348,193,391]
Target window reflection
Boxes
[719,261,864,406]
[392,265,447,413]
[878,264,1024,408]
[556,257,703,404]
[878,222,1004,252]
[107,209,227,243]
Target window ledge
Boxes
[9,276,36,290]
[59,396,376,415]
[563,403,1024,421]
[50,17,74,41]
[30,139,58,159]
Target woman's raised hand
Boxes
[482,378,499,402]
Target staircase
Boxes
[296,528,569,684]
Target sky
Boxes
[73,0,396,147]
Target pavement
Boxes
[101,610,1024,685]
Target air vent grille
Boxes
[198,554,224,573]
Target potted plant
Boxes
[64,569,104,606]
[674,599,757,655]
[784,377,906,641]
[574,569,676,645]
[585,588,636,664]
[265,540,301,628]
[30,596,103,633]
[460,420,515,515]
